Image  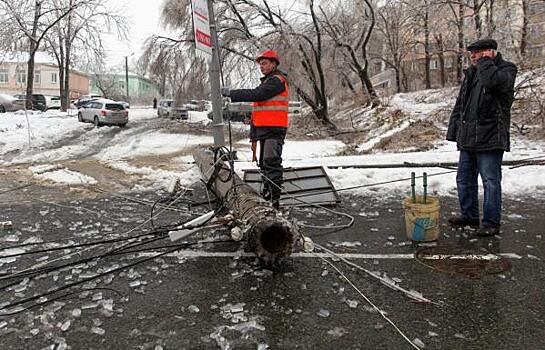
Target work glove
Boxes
[220,87,231,97]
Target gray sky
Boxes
[105,0,163,66]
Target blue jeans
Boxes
[456,150,503,227]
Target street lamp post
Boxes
[124,55,129,103]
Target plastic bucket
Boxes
[403,195,440,242]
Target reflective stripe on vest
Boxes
[252,74,289,128]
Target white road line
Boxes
[134,251,524,260]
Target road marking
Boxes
[134,251,524,260]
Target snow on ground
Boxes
[34,168,98,186]
[103,160,201,191]
[0,109,80,160]
[234,137,545,200]
[97,131,213,161]
[1,106,544,198]
[354,89,455,152]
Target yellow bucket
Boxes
[403,195,440,242]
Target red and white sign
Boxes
[191,0,212,57]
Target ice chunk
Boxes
[412,338,425,348]
[188,305,200,313]
[60,320,71,331]
[72,308,82,317]
[317,309,330,318]
[327,327,347,337]
[91,326,105,335]
[346,300,358,309]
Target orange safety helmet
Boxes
[256,50,280,65]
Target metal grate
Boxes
[415,246,511,278]
[243,166,340,207]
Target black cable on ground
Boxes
[1,208,226,284]
[0,245,183,315]
[0,287,125,316]
[0,238,231,316]
[0,231,162,259]
[0,182,35,195]
[0,235,166,285]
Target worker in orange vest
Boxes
[221,50,289,210]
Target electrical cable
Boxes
[0,245,182,315]
[0,231,160,259]
[317,253,422,350]
[0,187,193,282]
[150,187,191,229]
[0,238,231,315]
[0,182,35,195]
[0,287,125,316]
[1,204,224,284]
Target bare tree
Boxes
[374,0,417,93]
[139,0,209,103]
[46,0,128,110]
[319,0,380,105]
[210,0,336,126]
[0,0,79,108]
[92,71,124,100]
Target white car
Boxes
[77,99,128,127]
[0,93,25,112]
[157,99,173,117]
[48,96,61,110]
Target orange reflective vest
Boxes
[252,73,289,128]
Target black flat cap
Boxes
[467,38,498,51]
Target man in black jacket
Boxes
[221,50,289,210]
[446,38,517,236]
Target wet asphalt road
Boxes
[0,182,544,350]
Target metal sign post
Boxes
[191,0,225,148]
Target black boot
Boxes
[270,181,282,210]
[261,183,272,201]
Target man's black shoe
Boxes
[448,217,480,228]
[475,225,500,237]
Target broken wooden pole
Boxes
[193,148,297,265]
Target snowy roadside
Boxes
[1,105,544,199]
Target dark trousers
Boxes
[259,138,284,200]
[456,150,504,227]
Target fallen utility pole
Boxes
[193,149,297,265]
[326,159,545,169]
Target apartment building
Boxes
[89,72,158,102]
[0,51,89,98]
[371,0,545,94]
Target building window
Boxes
[445,58,452,68]
[430,59,439,70]
[35,72,41,84]
[16,70,27,84]
[0,69,7,83]
[51,72,57,83]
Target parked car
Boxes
[183,100,205,111]
[0,93,25,113]
[77,99,128,127]
[75,94,102,108]
[48,96,61,110]
[157,99,173,117]
[208,101,252,123]
[289,100,302,114]
[31,94,48,111]
[171,106,189,120]
[13,93,48,111]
